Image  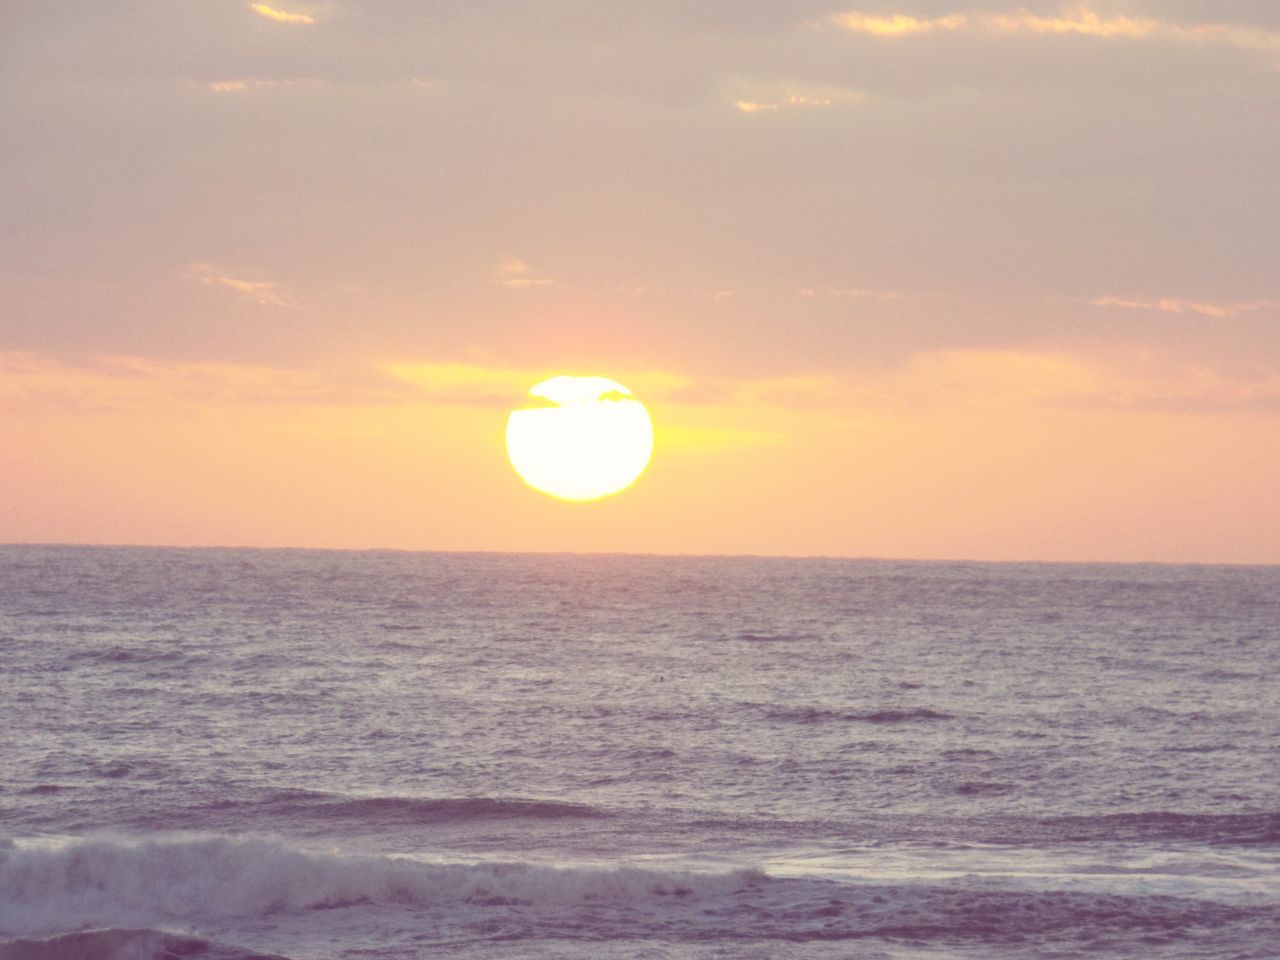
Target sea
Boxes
[0,545,1277,959]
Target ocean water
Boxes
[1,546,1277,960]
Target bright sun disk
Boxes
[506,376,653,501]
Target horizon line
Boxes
[2,540,1276,569]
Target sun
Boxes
[506,376,654,501]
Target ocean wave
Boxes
[1163,743,1237,754]
[952,781,1016,796]
[860,708,953,723]
[65,646,187,665]
[188,791,607,827]
[765,706,953,724]
[730,631,824,643]
[0,928,289,960]
[0,835,762,937]
[1,836,1273,949]
[1040,812,1280,846]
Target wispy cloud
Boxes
[1,355,692,415]
[207,77,314,93]
[388,364,714,419]
[897,349,1280,413]
[248,3,315,25]
[1090,296,1276,318]
[825,287,903,301]
[830,5,1280,52]
[390,352,1280,420]
[187,262,294,307]
[203,77,314,93]
[387,362,535,408]
[987,9,1162,39]
[730,80,866,114]
[380,352,1280,441]
[491,257,554,289]
[6,348,1279,427]
[385,351,1280,419]
[0,353,413,412]
[830,12,967,36]
[733,94,849,114]
[693,349,1280,415]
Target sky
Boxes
[1,0,1278,561]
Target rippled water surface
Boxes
[1,546,1277,958]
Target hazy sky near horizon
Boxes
[2,1,1278,561]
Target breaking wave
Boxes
[2,835,1274,951]
[0,835,761,937]
[0,928,288,960]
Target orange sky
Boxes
[2,2,1278,561]
[3,349,1277,561]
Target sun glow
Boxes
[506,376,654,502]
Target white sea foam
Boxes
[3,833,1276,957]
[0,835,764,936]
